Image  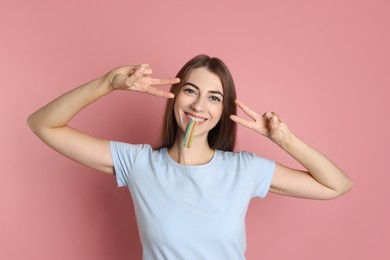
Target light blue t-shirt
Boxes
[110,141,275,260]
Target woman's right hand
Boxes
[110,64,180,98]
[27,63,180,175]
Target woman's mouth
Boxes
[186,113,207,123]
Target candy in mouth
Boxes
[183,119,198,148]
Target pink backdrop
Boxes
[1,0,389,259]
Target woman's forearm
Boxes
[28,73,113,133]
[278,133,353,195]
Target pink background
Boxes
[1,0,389,259]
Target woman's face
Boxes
[174,67,224,139]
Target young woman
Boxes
[28,55,352,259]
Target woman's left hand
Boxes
[231,99,352,199]
[230,99,291,146]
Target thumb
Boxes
[270,115,280,129]
[111,74,127,89]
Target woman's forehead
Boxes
[185,67,223,92]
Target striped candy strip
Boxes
[183,120,198,148]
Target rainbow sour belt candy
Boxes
[183,120,198,148]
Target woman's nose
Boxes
[190,96,205,112]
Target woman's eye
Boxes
[184,88,196,94]
[210,96,221,102]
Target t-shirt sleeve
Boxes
[109,141,145,187]
[250,153,276,198]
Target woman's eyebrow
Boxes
[183,82,224,97]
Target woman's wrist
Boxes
[103,69,120,91]
[275,131,295,151]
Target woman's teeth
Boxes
[188,114,205,122]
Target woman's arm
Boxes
[27,64,179,174]
[230,100,352,200]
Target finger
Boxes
[263,111,284,124]
[150,77,180,86]
[145,86,174,98]
[263,112,273,120]
[134,63,150,70]
[130,64,152,75]
[230,115,258,130]
[273,112,284,123]
[142,67,153,75]
[235,99,260,121]
[124,65,146,87]
[270,115,279,129]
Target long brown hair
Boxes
[156,54,237,151]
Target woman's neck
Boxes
[168,134,215,166]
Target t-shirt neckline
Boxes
[162,148,219,170]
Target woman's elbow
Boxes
[342,179,353,194]
[27,114,36,131]
[330,179,353,199]
[27,113,40,134]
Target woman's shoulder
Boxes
[110,141,168,163]
[216,149,259,161]
[110,141,164,155]
[217,149,274,165]
[110,140,149,149]
[216,150,275,176]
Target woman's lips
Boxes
[185,113,207,123]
